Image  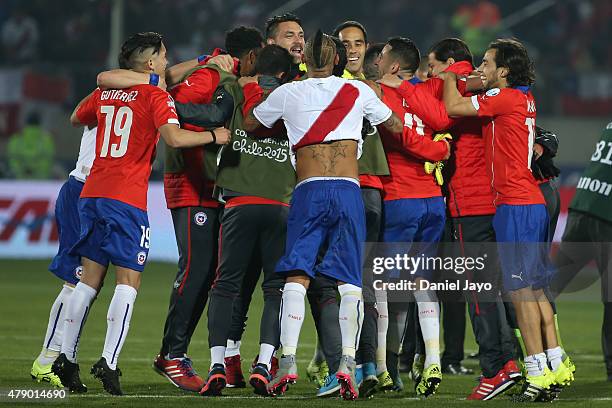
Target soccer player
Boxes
[307,21,390,398]
[51,32,230,396]
[241,30,404,400]
[379,37,522,399]
[441,38,574,401]
[265,13,305,78]
[551,122,612,381]
[97,27,264,392]
[333,21,368,78]
[193,44,294,397]
[215,19,305,384]
[362,43,384,81]
[30,126,96,392]
[361,41,399,395]
[374,37,451,397]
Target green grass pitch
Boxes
[1,259,611,406]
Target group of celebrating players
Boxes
[28,11,577,402]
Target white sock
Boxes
[61,282,97,363]
[101,284,137,370]
[338,284,364,358]
[525,353,547,377]
[546,346,564,372]
[375,290,388,374]
[211,346,226,367]
[414,289,441,368]
[38,285,74,365]
[279,282,306,356]
[225,339,241,357]
[258,343,276,369]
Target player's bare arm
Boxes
[376,74,403,89]
[465,75,485,93]
[164,58,199,85]
[295,140,359,183]
[380,112,403,134]
[243,109,262,132]
[205,54,236,74]
[97,69,167,90]
[159,124,231,148]
[96,54,235,90]
[443,72,478,117]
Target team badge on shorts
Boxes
[137,251,147,265]
[194,211,208,226]
[74,266,83,280]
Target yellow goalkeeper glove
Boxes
[424,133,452,186]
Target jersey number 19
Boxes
[99,106,133,158]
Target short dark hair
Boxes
[119,32,163,69]
[363,43,385,80]
[255,45,293,76]
[330,36,347,77]
[386,37,420,73]
[332,20,368,44]
[225,26,264,59]
[488,38,535,87]
[265,13,302,39]
[429,38,473,65]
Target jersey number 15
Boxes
[99,106,133,158]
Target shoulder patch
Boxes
[485,88,500,97]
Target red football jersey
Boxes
[170,68,220,130]
[76,85,180,210]
[379,83,448,201]
[395,63,497,218]
[471,87,544,206]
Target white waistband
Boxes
[295,176,360,189]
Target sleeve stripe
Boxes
[168,118,180,125]
[471,95,480,111]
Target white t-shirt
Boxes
[253,76,391,166]
[69,126,97,182]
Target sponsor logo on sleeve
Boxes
[485,88,500,97]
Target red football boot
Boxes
[200,364,226,396]
[152,354,204,392]
[503,359,523,381]
[467,369,515,400]
[224,355,246,388]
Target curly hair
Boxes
[488,38,535,87]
